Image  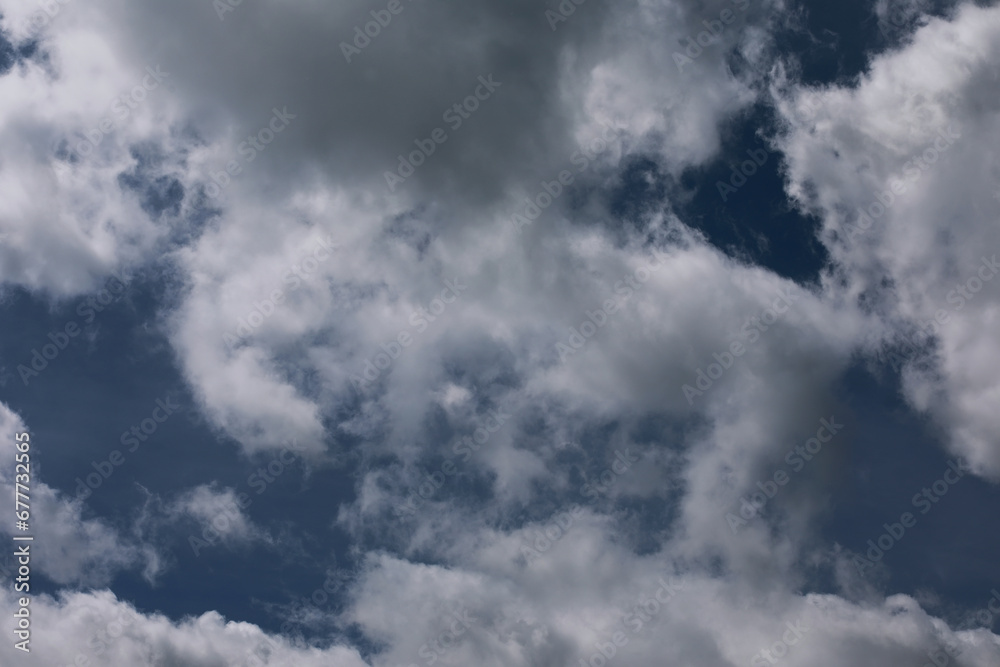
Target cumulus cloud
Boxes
[776,1,1000,478]
[0,401,157,586]
[0,588,368,666]
[0,11,187,297]
[2,0,1000,665]
[0,0,786,455]
[166,483,269,551]
[342,549,1000,667]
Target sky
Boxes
[1,0,1000,665]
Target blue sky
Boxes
[1,0,1000,665]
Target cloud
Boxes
[0,0,784,455]
[0,588,368,666]
[341,549,1000,666]
[166,483,269,551]
[3,1,1000,665]
[775,1,1000,478]
[0,12,187,297]
[0,401,159,586]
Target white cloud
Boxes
[0,401,158,586]
[166,483,266,549]
[0,588,369,666]
[0,13,186,297]
[776,1,1000,478]
[3,1,1000,665]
